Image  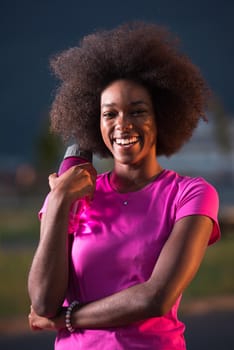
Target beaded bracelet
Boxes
[65,300,79,333]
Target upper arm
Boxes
[146,214,213,314]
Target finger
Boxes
[48,172,58,179]
[74,163,97,179]
[31,324,43,331]
[30,322,41,331]
[48,173,58,188]
[28,315,41,331]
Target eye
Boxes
[102,111,117,119]
[130,109,146,116]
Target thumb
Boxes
[48,172,58,190]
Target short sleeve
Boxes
[175,177,220,245]
[38,193,79,234]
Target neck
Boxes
[110,161,163,193]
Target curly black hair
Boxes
[50,22,210,157]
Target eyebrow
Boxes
[101,100,148,107]
[130,100,148,106]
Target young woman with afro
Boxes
[28,22,220,349]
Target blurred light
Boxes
[15,163,36,187]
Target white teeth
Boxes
[115,136,138,145]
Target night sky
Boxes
[1,0,233,162]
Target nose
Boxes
[116,113,133,131]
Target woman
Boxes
[28,22,220,349]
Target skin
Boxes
[100,79,162,192]
[28,163,97,317]
[28,79,213,332]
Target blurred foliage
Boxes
[0,208,40,245]
[184,235,234,299]
[0,249,34,317]
[208,96,232,154]
[34,118,63,173]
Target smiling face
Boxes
[100,79,157,167]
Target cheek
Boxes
[143,118,157,132]
[144,121,157,142]
[148,118,157,135]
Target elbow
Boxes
[146,301,170,318]
[151,301,172,317]
[32,301,60,318]
[28,282,63,318]
[29,291,61,318]
[145,292,174,318]
[32,301,59,318]
[136,282,174,319]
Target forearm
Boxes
[28,192,71,317]
[70,281,162,329]
[29,282,159,332]
[68,217,213,330]
[31,216,213,331]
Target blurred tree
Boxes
[34,117,63,174]
[208,96,232,154]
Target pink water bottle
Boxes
[58,144,92,233]
[58,144,92,175]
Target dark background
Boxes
[0,2,233,348]
[0,0,233,164]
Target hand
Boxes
[28,306,66,332]
[49,163,97,204]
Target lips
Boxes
[113,136,140,146]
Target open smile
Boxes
[113,136,140,146]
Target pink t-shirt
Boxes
[40,169,220,349]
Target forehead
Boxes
[101,79,152,106]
